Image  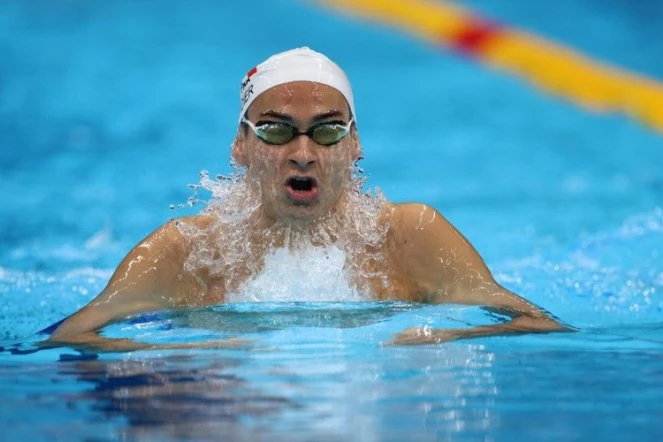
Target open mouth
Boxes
[285,176,319,203]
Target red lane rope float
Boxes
[450,18,502,55]
[319,0,663,135]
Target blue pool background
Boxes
[1,0,662,440]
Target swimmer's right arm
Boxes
[44,217,245,352]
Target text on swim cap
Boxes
[241,83,254,108]
[240,66,258,109]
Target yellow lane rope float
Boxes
[319,0,663,134]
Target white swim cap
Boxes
[239,47,356,124]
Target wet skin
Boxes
[233,82,361,224]
[46,82,570,352]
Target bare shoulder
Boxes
[158,214,219,242]
[172,214,218,230]
[124,214,219,264]
[386,202,464,261]
[48,215,219,340]
[388,203,461,245]
[391,202,439,225]
[391,202,482,259]
[386,203,493,298]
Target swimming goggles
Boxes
[241,117,354,146]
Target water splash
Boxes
[229,245,365,302]
[496,208,663,325]
[176,168,390,302]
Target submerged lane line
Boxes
[318,0,663,135]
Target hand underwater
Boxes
[387,316,572,346]
[387,327,465,346]
[41,335,255,353]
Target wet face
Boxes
[233,82,360,224]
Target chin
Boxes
[276,201,328,223]
[281,206,322,222]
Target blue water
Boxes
[1,0,662,440]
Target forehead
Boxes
[246,81,350,120]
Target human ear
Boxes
[231,132,249,167]
[351,128,362,161]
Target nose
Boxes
[288,137,316,169]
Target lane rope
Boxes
[320,0,663,134]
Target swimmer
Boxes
[45,47,570,351]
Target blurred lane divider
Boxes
[319,0,663,135]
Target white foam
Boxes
[228,245,365,303]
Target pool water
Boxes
[1,0,662,440]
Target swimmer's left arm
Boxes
[389,288,570,345]
[388,203,572,345]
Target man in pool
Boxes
[46,47,569,351]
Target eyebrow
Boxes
[310,110,345,123]
[257,110,295,122]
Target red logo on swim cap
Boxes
[241,66,258,93]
